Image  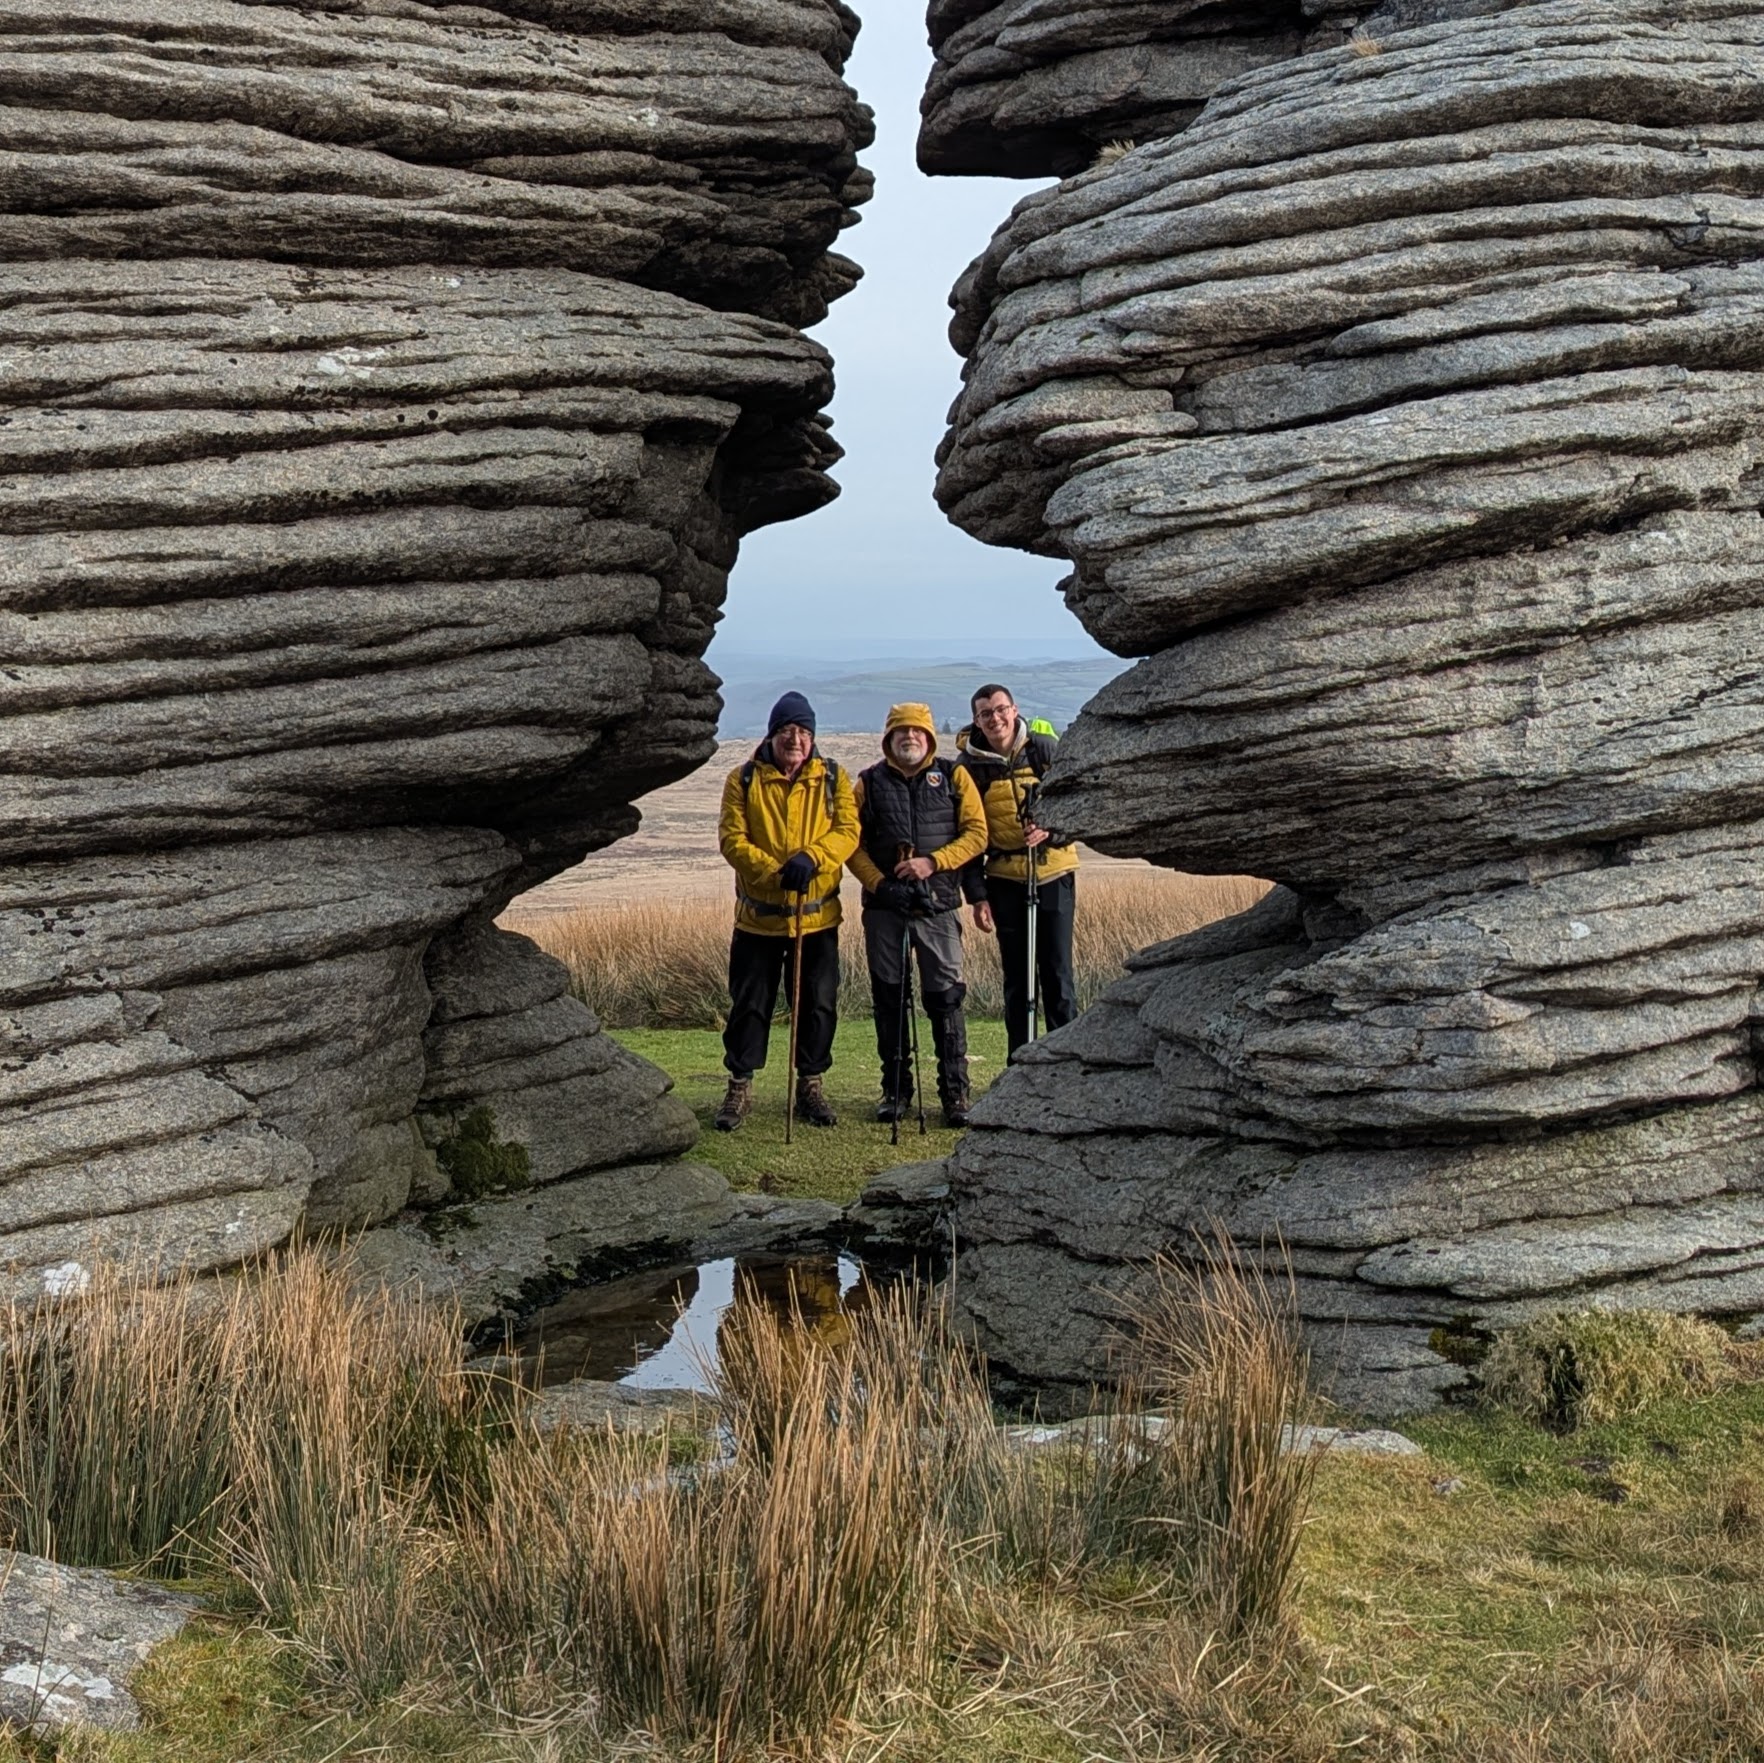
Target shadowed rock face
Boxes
[0,0,869,1285]
[919,0,1376,178]
[925,0,1764,1412]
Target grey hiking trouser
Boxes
[862,907,964,994]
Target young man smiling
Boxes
[956,683,1079,1055]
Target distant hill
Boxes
[715,658,1126,738]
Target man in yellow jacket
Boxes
[847,704,989,1126]
[715,691,860,1130]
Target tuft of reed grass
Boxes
[447,1280,990,1751]
[511,868,1269,1030]
[965,1231,1316,1639]
[0,1261,241,1574]
[1480,1308,1740,1431]
[0,1252,496,1586]
[1118,1232,1316,1636]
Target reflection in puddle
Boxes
[509,1254,876,1394]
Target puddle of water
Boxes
[508,1253,884,1395]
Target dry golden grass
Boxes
[1119,1232,1318,1637]
[0,1240,1319,1759]
[510,868,1269,1028]
[0,1255,479,1584]
[15,1255,1764,1761]
[441,1279,1001,1750]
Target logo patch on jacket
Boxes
[926,771,943,787]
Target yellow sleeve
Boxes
[717,768,777,893]
[933,767,991,871]
[845,774,886,891]
[809,764,862,872]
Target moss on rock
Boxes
[429,1106,531,1202]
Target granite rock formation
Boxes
[926,0,1764,1412]
[1,1,869,1289]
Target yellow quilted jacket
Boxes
[718,746,860,936]
[954,722,1079,887]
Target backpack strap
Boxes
[741,756,842,817]
[1021,732,1058,781]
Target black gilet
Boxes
[857,758,963,914]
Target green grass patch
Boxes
[1297,1379,1764,1752]
[1479,1308,1737,1430]
[610,1018,1010,1205]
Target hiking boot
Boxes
[874,1083,913,1124]
[795,1074,838,1128]
[940,1086,972,1130]
[714,1077,753,1133]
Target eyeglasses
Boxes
[975,705,1014,722]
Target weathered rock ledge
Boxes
[924,0,1764,1412]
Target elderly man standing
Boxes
[715,691,860,1131]
[847,704,988,1127]
[956,683,1080,1055]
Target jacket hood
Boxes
[883,702,938,770]
[956,720,1018,765]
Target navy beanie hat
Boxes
[767,691,816,737]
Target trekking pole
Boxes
[784,893,805,1146]
[905,930,927,1137]
[1020,778,1042,1046]
[895,841,928,1136]
[892,914,912,1149]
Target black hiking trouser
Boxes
[723,926,840,1079]
[988,872,1077,1055]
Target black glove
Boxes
[874,878,917,915]
[777,852,816,894]
[876,877,936,917]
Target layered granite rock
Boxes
[0,0,869,1290]
[921,0,1315,177]
[926,0,1764,1411]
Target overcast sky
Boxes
[712,10,1105,667]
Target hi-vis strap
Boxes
[739,892,838,918]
